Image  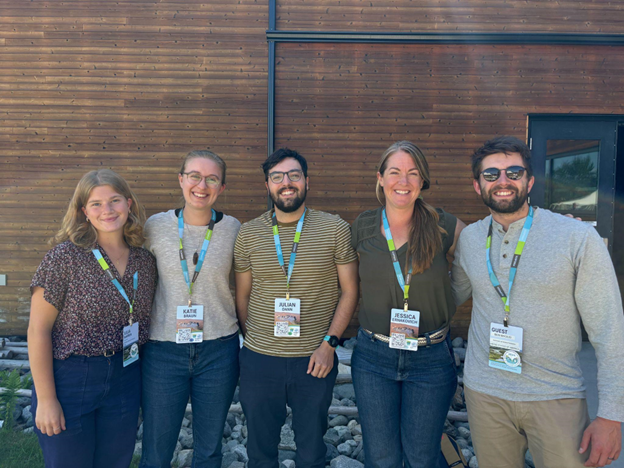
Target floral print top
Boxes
[31,241,157,360]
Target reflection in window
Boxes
[545,140,599,221]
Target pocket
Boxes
[357,327,374,342]
[53,360,88,435]
[444,338,457,369]
[52,358,72,381]
[218,331,239,342]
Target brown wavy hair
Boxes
[376,141,446,275]
[51,169,146,249]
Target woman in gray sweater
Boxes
[140,150,241,468]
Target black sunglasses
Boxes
[480,166,526,182]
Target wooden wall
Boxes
[274,42,624,336]
[2,0,623,336]
[0,0,269,334]
[276,0,624,33]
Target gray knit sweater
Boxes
[144,209,241,342]
[451,208,624,422]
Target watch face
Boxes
[328,336,339,347]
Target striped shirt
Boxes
[234,208,357,357]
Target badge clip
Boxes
[404,301,409,312]
[286,291,290,300]
[504,315,509,327]
[188,298,192,307]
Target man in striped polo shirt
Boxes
[235,148,359,468]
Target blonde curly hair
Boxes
[52,169,146,249]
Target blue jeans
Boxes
[351,328,457,468]
[32,353,141,468]
[140,332,240,468]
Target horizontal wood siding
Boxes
[276,0,624,33]
[274,42,624,336]
[0,0,269,334]
[3,1,624,337]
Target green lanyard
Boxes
[382,209,413,311]
[486,206,534,327]
[92,249,138,325]
[178,209,216,306]
[272,209,306,300]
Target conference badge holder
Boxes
[274,297,300,337]
[176,304,204,343]
[123,321,139,367]
[389,308,421,351]
[488,322,523,374]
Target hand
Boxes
[564,213,583,221]
[579,417,622,467]
[307,341,335,378]
[35,397,66,437]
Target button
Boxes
[503,254,508,258]
[504,240,509,244]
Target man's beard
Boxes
[480,183,529,214]
[270,185,307,213]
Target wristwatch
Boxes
[324,335,340,348]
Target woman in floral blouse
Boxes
[28,169,157,468]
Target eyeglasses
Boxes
[480,166,526,182]
[268,170,303,184]
[183,172,221,187]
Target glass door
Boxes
[528,117,618,253]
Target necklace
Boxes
[192,234,205,265]
[179,209,215,265]
[186,226,210,265]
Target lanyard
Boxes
[92,249,138,325]
[382,209,413,311]
[272,208,306,300]
[486,206,534,327]
[178,208,216,306]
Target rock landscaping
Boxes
[0,335,537,468]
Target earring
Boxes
[86,217,90,223]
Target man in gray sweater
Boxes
[452,136,624,468]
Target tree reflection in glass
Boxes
[545,140,599,221]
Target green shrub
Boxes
[0,369,24,432]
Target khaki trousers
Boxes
[465,386,590,468]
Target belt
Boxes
[363,324,450,347]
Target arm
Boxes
[450,227,473,306]
[235,270,252,336]
[572,228,624,466]
[27,287,65,436]
[446,217,466,262]
[308,259,359,378]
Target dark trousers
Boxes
[239,346,338,468]
[32,353,141,468]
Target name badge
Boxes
[176,305,204,343]
[489,322,523,374]
[123,322,139,367]
[274,298,300,337]
[389,308,420,351]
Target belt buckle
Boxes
[103,350,115,357]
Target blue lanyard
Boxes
[92,249,138,324]
[382,209,413,311]
[178,209,216,305]
[486,206,534,327]
[272,208,306,299]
